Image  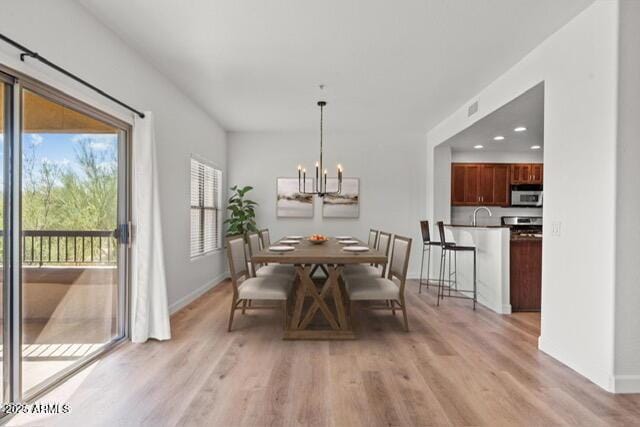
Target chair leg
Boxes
[350,300,356,329]
[282,300,288,329]
[391,300,396,316]
[399,298,409,332]
[241,300,247,314]
[228,297,237,332]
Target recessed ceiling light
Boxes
[514,126,527,132]
[474,145,484,149]
[493,136,505,141]
[531,145,541,150]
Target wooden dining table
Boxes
[252,237,387,340]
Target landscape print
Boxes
[276,178,314,217]
[323,178,359,218]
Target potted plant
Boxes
[225,185,258,236]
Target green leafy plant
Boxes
[225,185,258,236]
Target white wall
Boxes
[228,131,427,277]
[614,0,640,392]
[0,0,228,312]
[427,1,619,391]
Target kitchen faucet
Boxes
[472,206,492,226]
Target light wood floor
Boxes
[9,279,640,426]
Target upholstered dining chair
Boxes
[367,229,379,250]
[259,228,271,248]
[343,231,392,278]
[246,232,295,278]
[225,235,293,331]
[344,235,412,331]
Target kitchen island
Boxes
[441,225,512,314]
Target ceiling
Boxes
[446,82,544,153]
[77,0,593,132]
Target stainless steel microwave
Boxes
[511,185,543,207]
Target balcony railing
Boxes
[0,230,117,266]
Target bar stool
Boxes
[436,221,477,310]
[418,220,441,293]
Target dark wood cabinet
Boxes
[530,163,543,184]
[451,163,480,206]
[510,164,530,184]
[451,164,466,205]
[511,163,543,185]
[452,162,542,206]
[451,163,510,207]
[510,239,542,311]
[463,164,480,204]
[479,164,510,206]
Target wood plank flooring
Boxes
[9,279,640,426]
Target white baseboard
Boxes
[613,375,640,393]
[169,271,229,315]
[538,335,614,392]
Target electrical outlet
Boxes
[551,221,561,237]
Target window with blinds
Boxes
[190,157,222,258]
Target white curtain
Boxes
[131,112,171,343]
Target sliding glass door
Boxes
[0,68,129,403]
[0,75,8,403]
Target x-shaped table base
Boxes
[283,264,355,340]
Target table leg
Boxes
[283,264,355,340]
[297,266,340,330]
[328,265,348,330]
[290,268,306,329]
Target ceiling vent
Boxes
[468,101,479,117]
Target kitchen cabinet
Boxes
[480,164,510,206]
[451,163,467,205]
[510,239,542,311]
[451,163,510,206]
[530,163,543,184]
[511,163,543,185]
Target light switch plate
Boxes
[551,221,561,237]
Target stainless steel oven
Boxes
[511,185,543,207]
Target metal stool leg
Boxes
[454,250,458,291]
[473,249,477,310]
[426,244,431,290]
[419,243,426,293]
[448,246,452,296]
[437,247,446,306]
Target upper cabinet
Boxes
[451,163,511,207]
[511,163,543,185]
[530,163,543,184]
[451,162,542,207]
[483,164,511,206]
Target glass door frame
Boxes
[0,64,131,404]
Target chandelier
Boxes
[297,100,343,197]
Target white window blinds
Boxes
[190,157,222,258]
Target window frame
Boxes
[190,155,222,259]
